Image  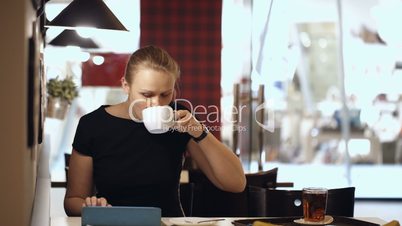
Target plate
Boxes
[294,215,334,225]
[169,217,224,226]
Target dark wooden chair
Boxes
[246,167,278,188]
[188,168,283,217]
[50,153,71,188]
[265,187,356,217]
[265,189,303,217]
[189,169,248,217]
[64,153,70,182]
[247,185,267,217]
[246,167,294,189]
[326,187,355,217]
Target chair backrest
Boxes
[326,187,355,217]
[51,153,71,188]
[246,168,278,188]
[189,168,283,217]
[246,168,294,189]
[265,187,355,217]
[247,186,267,217]
[64,153,71,183]
[189,170,249,217]
[265,189,303,217]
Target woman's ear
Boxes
[121,77,130,94]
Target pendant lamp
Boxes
[49,30,99,49]
[47,0,128,31]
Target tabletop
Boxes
[51,216,387,226]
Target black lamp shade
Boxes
[48,30,99,48]
[47,0,128,31]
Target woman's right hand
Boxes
[82,196,112,207]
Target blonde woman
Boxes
[64,45,246,217]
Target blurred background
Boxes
[43,0,402,203]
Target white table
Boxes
[51,216,387,226]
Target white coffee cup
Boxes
[142,105,175,134]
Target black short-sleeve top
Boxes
[72,103,192,217]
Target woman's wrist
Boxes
[191,124,209,143]
[189,123,203,137]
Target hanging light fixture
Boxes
[47,0,128,31]
[48,30,100,49]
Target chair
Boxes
[326,187,355,217]
[246,167,278,188]
[247,185,267,217]
[265,187,356,217]
[189,169,249,217]
[188,168,284,217]
[50,153,71,188]
[265,189,303,217]
[246,167,294,189]
[64,153,71,182]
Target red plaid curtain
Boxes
[82,53,130,87]
[140,0,222,138]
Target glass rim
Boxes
[302,187,328,193]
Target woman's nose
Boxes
[147,97,161,107]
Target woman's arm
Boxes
[175,110,246,193]
[64,150,110,216]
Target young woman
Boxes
[64,45,246,217]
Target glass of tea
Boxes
[302,187,328,222]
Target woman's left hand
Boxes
[174,110,203,138]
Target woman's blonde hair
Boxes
[124,45,180,84]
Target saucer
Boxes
[294,215,334,225]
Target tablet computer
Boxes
[81,206,161,226]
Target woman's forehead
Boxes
[133,68,172,79]
[131,69,175,89]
